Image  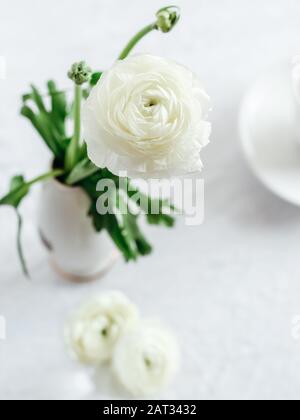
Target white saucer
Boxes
[239,61,300,206]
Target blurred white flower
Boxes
[65,292,138,364]
[112,320,180,397]
[83,54,211,178]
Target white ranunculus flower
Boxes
[65,292,139,364]
[112,320,180,397]
[83,54,211,178]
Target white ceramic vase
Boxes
[38,179,119,282]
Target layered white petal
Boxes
[83,54,211,178]
[112,320,180,397]
[65,292,139,364]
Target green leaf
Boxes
[0,175,29,207]
[79,172,137,261]
[78,168,175,262]
[104,214,137,261]
[88,202,106,232]
[125,183,176,228]
[82,88,91,100]
[21,83,69,160]
[121,212,152,256]
[146,213,175,227]
[90,72,102,86]
[22,93,32,102]
[66,158,99,185]
[30,84,47,113]
[21,105,47,142]
[47,80,68,137]
[86,196,137,261]
[10,175,24,191]
[0,170,64,277]
[47,81,67,117]
[21,105,63,159]
[64,84,82,172]
[0,175,30,277]
[114,193,152,257]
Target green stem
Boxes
[16,211,29,278]
[74,84,81,148]
[118,23,157,60]
[65,84,82,171]
[0,168,64,278]
[0,169,64,205]
[27,169,64,187]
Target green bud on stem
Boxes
[68,61,92,85]
[156,6,180,33]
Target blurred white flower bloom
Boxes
[65,292,138,364]
[112,320,180,396]
[83,54,211,178]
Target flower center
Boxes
[143,348,164,373]
[144,357,153,368]
[101,327,108,337]
[144,98,158,108]
[89,315,119,341]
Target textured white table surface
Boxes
[1,0,300,400]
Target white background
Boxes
[1,0,300,400]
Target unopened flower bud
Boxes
[156,6,180,33]
[68,61,92,85]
